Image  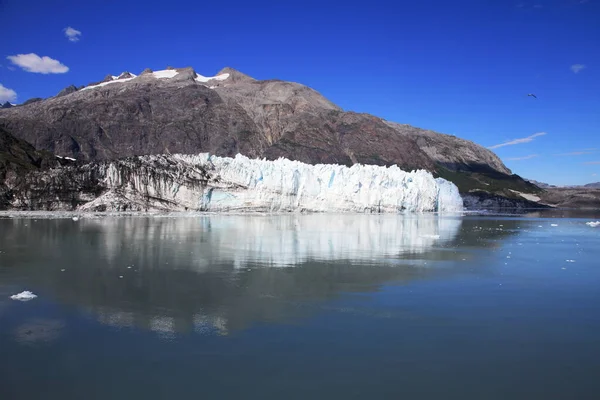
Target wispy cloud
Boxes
[63,26,82,42]
[593,173,598,177]
[571,64,586,73]
[488,132,547,149]
[555,150,596,156]
[584,161,600,165]
[506,154,539,161]
[0,83,17,103]
[6,53,69,74]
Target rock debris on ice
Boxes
[10,291,38,301]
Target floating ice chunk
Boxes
[551,224,558,227]
[586,221,600,228]
[566,260,575,263]
[72,216,79,221]
[10,291,37,301]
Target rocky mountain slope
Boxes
[0,126,61,208]
[0,66,539,203]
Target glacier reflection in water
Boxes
[93,214,463,268]
[0,214,465,336]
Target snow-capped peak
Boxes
[81,67,230,91]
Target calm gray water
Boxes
[1,213,600,399]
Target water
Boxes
[1,213,600,399]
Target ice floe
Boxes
[10,291,38,301]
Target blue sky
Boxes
[0,0,598,185]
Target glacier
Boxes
[92,153,463,213]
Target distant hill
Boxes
[526,179,555,189]
[584,182,600,188]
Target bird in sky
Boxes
[527,93,537,99]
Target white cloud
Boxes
[506,154,539,161]
[555,150,596,156]
[593,173,598,176]
[0,83,17,103]
[570,64,586,73]
[488,132,547,149]
[64,26,82,42]
[6,53,69,74]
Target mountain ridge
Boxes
[0,65,537,202]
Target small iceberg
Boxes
[586,221,600,228]
[10,291,38,301]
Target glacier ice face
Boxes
[172,154,463,213]
[72,153,463,213]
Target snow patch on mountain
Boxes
[153,69,179,79]
[510,189,541,202]
[82,76,136,91]
[195,73,229,83]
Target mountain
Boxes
[0,66,539,204]
[584,182,600,189]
